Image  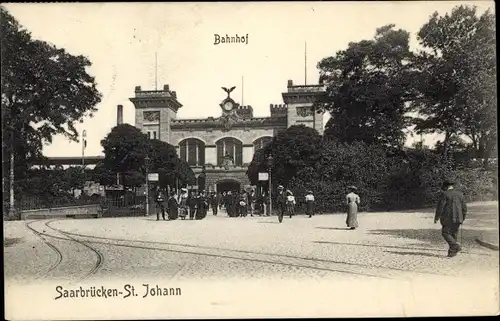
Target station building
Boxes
[129,79,327,193]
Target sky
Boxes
[4,1,495,157]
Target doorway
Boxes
[216,180,241,194]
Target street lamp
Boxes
[268,154,273,216]
[145,155,150,216]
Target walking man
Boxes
[210,192,218,215]
[276,185,287,223]
[434,179,468,257]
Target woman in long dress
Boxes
[346,186,360,229]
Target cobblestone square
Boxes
[5,202,499,318]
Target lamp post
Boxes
[145,155,150,216]
[82,130,87,192]
[268,154,273,216]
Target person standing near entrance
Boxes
[248,189,255,217]
[167,190,179,220]
[434,179,467,257]
[210,192,218,215]
[196,190,208,220]
[226,191,234,217]
[188,191,198,220]
[155,188,166,221]
[276,185,287,223]
[346,186,360,229]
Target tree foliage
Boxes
[412,5,496,165]
[1,7,101,157]
[1,6,101,204]
[247,125,322,189]
[99,124,195,188]
[317,25,415,148]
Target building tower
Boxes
[129,84,183,143]
[282,79,326,134]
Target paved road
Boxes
[4,204,499,318]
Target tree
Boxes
[100,124,150,185]
[1,7,101,210]
[317,25,415,148]
[100,125,196,190]
[246,125,322,190]
[413,5,496,167]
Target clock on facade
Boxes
[222,100,234,112]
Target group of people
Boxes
[153,186,319,221]
[154,178,468,258]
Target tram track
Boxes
[50,228,452,279]
[25,221,63,279]
[45,220,104,281]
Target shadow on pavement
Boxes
[313,240,492,256]
[383,250,443,258]
[4,237,23,247]
[369,228,486,246]
[257,221,281,224]
[316,227,352,230]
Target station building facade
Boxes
[130,80,326,193]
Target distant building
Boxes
[128,79,326,193]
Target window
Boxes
[216,137,243,166]
[146,130,158,140]
[178,138,205,166]
[253,136,273,153]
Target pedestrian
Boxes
[155,188,166,221]
[210,192,218,215]
[188,191,198,220]
[286,190,296,218]
[220,192,226,210]
[276,185,287,223]
[196,190,208,220]
[248,189,255,217]
[178,188,188,219]
[239,190,248,217]
[167,190,179,220]
[226,191,234,217]
[346,186,360,229]
[305,190,315,218]
[434,179,467,257]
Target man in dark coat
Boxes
[434,179,468,257]
[275,185,287,223]
[210,192,218,215]
[155,189,166,221]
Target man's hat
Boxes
[278,185,284,190]
[347,185,357,191]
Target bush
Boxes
[285,141,496,213]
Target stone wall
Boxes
[20,204,101,220]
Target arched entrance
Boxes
[216,179,241,194]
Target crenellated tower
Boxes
[281,79,326,134]
[129,84,183,143]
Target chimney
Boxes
[117,105,123,125]
[163,84,170,91]
[287,79,293,87]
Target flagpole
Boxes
[242,76,244,106]
[304,41,307,85]
[155,52,158,91]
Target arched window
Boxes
[216,137,243,166]
[253,136,273,153]
[179,138,205,166]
